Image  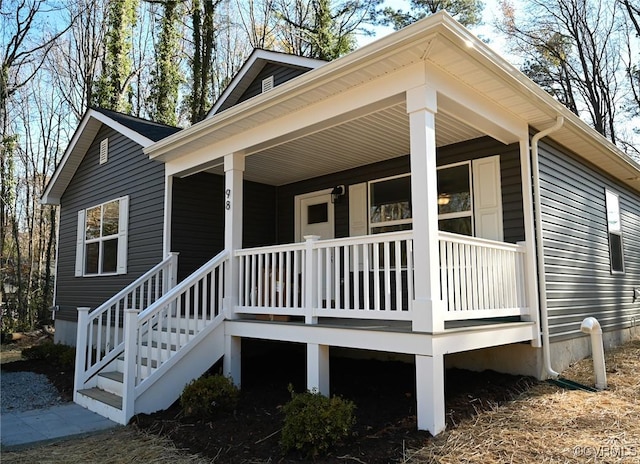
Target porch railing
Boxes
[234,231,529,323]
[123,250,228,418]
[74,253,178,392]
[438,232,528,320]
[236,231,414,320]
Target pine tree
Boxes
[378,0,484,30]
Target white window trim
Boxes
[75,196,129,277]
[362,157,502,239]
[605,189,625,274]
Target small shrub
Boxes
[180,374,240,419]
[22,342,75,369]
[280,386,356,458]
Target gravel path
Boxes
[1,371,64,413]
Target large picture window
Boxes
[363,156,501,240]
[75,196,128,276]
[605,190,624,273]
[368,174,412,234]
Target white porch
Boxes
[75,13,546,436]
[224,229,537,434]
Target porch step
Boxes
[115,356,159,372]
[141,340,178,351]
[99,371,123,383]
[151,326,196,345]
[77,387,122,410]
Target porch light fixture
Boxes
[437,193,450,206]
[331,185,345,203]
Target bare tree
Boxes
[1,0,71,325]
[47,0,109,119]
[498,0,636,150]
[237,0,278,49]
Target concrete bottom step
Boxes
[77,388,123,410]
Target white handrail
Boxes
[74,253,178,389]
[438,233,527,320]
[121,250,229,419]
[233,231,530,323]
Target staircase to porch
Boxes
[73,252,229,425]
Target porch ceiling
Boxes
[205,103,484,186]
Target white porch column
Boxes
[415,353,446,435]
[407,85,446,333]
[162,174,173,256]
[519,138,542,347]
[224,334,242,387]
[223,153,244,384]
[224,152,245,318]
[307,343,330,395]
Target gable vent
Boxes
[99,138,108,165]
[262,75,274,93]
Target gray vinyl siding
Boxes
[171,173,225,281]
[537,140,640,342]
[276,137,525,244]
[55,125,165,322]
[233,63,311,108]
[171,173,276,281]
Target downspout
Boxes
[531,116,564,378]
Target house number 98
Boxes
[225,189,231,210]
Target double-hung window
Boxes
[75,196,129,276]
[605,189,624,273]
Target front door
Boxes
[296,190,336,303]
[296,190,335,241]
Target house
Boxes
[42,13,640,436]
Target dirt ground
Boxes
[2,336,639,463]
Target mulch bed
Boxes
[2,339,536,463]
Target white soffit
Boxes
[203,103,483,186]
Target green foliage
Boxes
[180,374,240,419]
[93,0,138,112]
[280,386,356,457]
[378,0,484,30]
[22,343,76,370]
[189,0,218,124]
[149,0,184,126]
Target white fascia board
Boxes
[434,21,640,181]
[425,62,528,143]
[146,16,451,161]
[41,108,155,205]
[150,10,638,187]
[90,110,155,148]
[164,64,423,177]
[41,111,97,205]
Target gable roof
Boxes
[148,12,640,193]
[41,108,181,205]
[206,49,326,117]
